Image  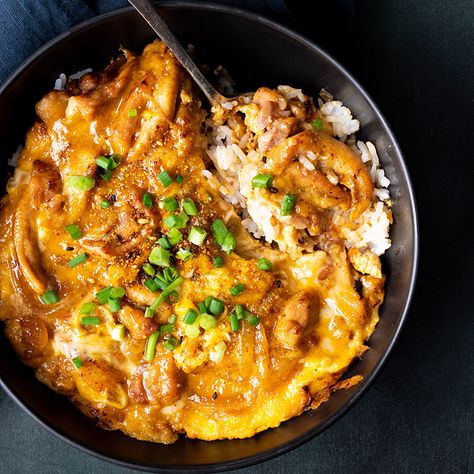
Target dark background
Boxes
[0,1,473,473]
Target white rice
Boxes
[206,86,393,256]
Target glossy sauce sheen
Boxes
[0,41,385,443]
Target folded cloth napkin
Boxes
[0,0,290,85]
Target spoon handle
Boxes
[129,0,223,106]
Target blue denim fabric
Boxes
[0,0,290,84]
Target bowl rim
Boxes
[0,2,419,472]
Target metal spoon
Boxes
[129,0,236,107]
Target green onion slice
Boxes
[110,287,125,299]
[163,336,179,351]
[160,323,175,335]
[185,323,200,339]
[229,283,245,296]
[183,198,198,216]
[167,227,183,246]
[96,156,112,170]
[256,258,273,271]
[175,175,184,184]
[176,249,193,261]
[158,170,173,188]
[198,313,217,330]
[197,301,208,314]
[210,341,226,363]
[188,226,207,246]
[144,278,160,292]
[168,314,177,324]
[208,297,224,316]
[311,118,324,130]
[229,312,240,331]
[143,192,153,209]
[244,311,260,327]
[81,316,100,326]
[280,194,297,216]
[149,246,170,267]
[184,309,198,324]
[211,219,228,245]
[221,232,236,255]
[100,199,110,208]
[96,286,113,305]
[158,236,171,250]
[108,298,121,313]
[213,256,223,268]
[72,356,83,369]
[235,304,244,320]
[142,263,156,276]
[68,175,95,191]
[163,196,179,212]
[40,290,60,305]
[144,331,159,361]
[80,302,96,314]
[128,108,138,118]
[111,324,126,341]
[65,224,83,240]
[67,252,88,268]
[252,173,273,189]
[145,277,184,318]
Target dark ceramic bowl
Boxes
[0,3,418,472]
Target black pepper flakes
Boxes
[269,187,278,193]
[65,246,74,251]
[212,392,218,400]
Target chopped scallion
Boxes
[163,336,179,351]
[158,170,173,188]
[229,283,245,296]
[163,196,179,212]
[208,297,224,316]
[67,252,88,268]
[100,199,110,208]
[128,108,138,118]
[100,169,112,181]
[183,198,198,216]
[235,304,244,320]
[229,312,240,331]
[175,212,189,229]
[144,278,160,292]
[110,287,125,299]
[197,301,208,314]
[81,316,100,326]
[142,263,156,276]
[145,277,184,317]
[111,324,126,341]
[256,258,273,271]
[213,256,223,268]
[160,323,175,335]
[143,192,153,209]
[65,224,83,240]
[175,175,184,184]
[68,175,95,191]
[244,311,260,327]
[72,356,83,369]
[311,118,323,130]
[188,226,207,246]
[198,313,217,330]
[108,298,121,313]
[168,314,177,324]
[221,232,236,255]
[252,173,273,189]
[176,249,193,261]
[149,246,170,267]
[40,290,60,305]
[184,308,198,324]
[211,219,228,245]
[280,194,297,216]
[210,341,226,363]
[144,331,159,361]
[80,302,96,314]
[167,227,183,245]
[96,155,112,170]
[185,323,200,339]
[158,236,171,250]
[164,215,179,228]
[96,286,113,305]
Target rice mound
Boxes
[205,86,392,256]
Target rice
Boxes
[206,86,393,256]
[53,67,92,91]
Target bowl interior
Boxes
[0,4,417,472]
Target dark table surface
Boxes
[1,1,473,473]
